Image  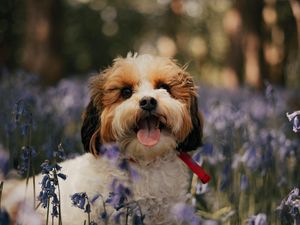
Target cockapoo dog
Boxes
[3,53,203,225]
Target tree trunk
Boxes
[22,0,63,85]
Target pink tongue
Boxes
[137,119,161,147]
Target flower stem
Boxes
[46,197,50,225]
[32,162,36,208]
[57,181,63,225]
[0,181,3,208]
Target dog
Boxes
[2,53,203,225]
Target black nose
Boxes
[139,96,157,111]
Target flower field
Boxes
[0,71,299,225]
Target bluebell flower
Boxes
[278,187,300,223]
[51,205,59,217]
[247,213,267,225]
[99,144,120,158]
[132,213,144,225]
[38,160,66,219]
[113,211,125,224]
[40,160,53,174]
[90,222,98,225]
[264,80,276,104]
[286,111,300,133]
[100,211,107,220]
[171,203,201,225]
[18,145,37,175]
[71,192,87,209]
[106,179,132,210]
[0,148,9,177]
[90,194,101,204]
[0,209,10,225]
[240,174,248,191]
[57,173,67,180]
[12,99,34,137]
[53,143,66,160]
[118,159,129,171]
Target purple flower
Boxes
[57,173,67,180]
[100,211,107,220]
[90,222,98,225]
[38,160,65,218]
[247,213,267,225]
[240,174,248,191]
[286,111,300,133]
[171,203,201,225]
[106,179,131,210]
[133,213,144,225]
[278,188,300,222]
[0,148,9,177]
[53,143,66,160]
[18,145,37,175]
[0,209,10,225]
[99,144,120,159]
[51,205,59,217]
[71,192,87,209]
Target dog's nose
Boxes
[139,96,157,111]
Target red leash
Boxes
[178,152,211,184]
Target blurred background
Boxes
[1,0,300,224]
[1,0,300,88]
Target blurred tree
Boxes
[1,0,299,88]
[0,0,24,70]
[223,0,265,89]
[22,0,63,85]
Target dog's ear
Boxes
[178,95,203,151]
[81,100,102,155]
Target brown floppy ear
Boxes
[81,100,102,155]
[177,95,203,151]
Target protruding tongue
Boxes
[137,117,160,147]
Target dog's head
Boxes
[81,54,203,162]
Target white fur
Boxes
[3,152,190,225]
[3,54,197,225]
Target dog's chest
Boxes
[128,158,190,224]
[131,158,190,199]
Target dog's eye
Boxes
[121,86,133,99]
[156,83,170,92]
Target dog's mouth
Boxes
[135,115,166,147]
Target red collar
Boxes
[177,152,211,184]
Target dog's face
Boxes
[81,54,202,162]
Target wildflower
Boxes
[90,222,98,225]
[246,213,267,225]
[71,192,87,210]
[53,143,66,160]
[16,202,43,225]
[133,213,144,225]
[70,192,93,224]
[264,80,275,104]
[99,144,120,159]
[118,159,140,181]
[18,145,37,175]
[286,111,300,133]
[0,209,10,225]
[277,188,300,224]
[12,99,34,136]
[113,211,124,224]
[240,174,249,191]
[0,148,9,177]
[171,203,201,225]
[106,179,131,210]
[38,160,66,220]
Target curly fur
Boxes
[2,53,203,225]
